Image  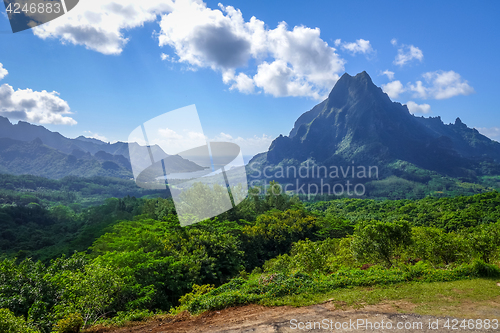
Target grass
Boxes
[181,261,500,314]
[261,278,500,319]
[84,278,500,332]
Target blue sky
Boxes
[0,0,499,156]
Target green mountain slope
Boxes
[248,72,500,197]
[0,137,133,179]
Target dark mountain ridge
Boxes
[0,117,205,179]
[0,137,133,179]
[250,71,500,187]
[0,116,131,157]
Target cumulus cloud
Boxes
[224,71,255,94]
[393,44,423,66]
[135,128,208,155]
[406,101,431,114]
[476,127,500,142]
[133,128,271,156]
[381,80,405,99]
[158,127,183,141]
[337,39,374,55]
[212,132,273,155]
[0,63,76,125]
[0,63,7,80]
[28,0,353,99]
[83,130,108,142]
[380,70,474,102]
[409,70,474,100]
[381,70,395,80]
[158,2,345,99]
[33,0,174,55]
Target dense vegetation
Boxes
[0,196,144,262]
[1,182,500,332]
[0,174,169,262]
[254,160,500,202]
[0,173,167,208]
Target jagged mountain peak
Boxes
[254,71,500,181]
[289,71,402,139]
[328,71,388,101]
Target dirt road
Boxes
[104,299,500,333]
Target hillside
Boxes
[0,116,130,157]
[0,137,133,179]
[0,117,205,179]
[248,72,500,197]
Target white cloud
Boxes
[394,44,423,66]
[32,0,174,55]
[338,39,374,55]
[83,131,108,142]
[214,132,234,141]
[390,38,398,46]
[155,128,206,150]
[132,129,271,157]
[213,132,273,155]
[158,3,345,99]
[409,80,426,98]
[186,130,206,141]
[158,2,252,69]
[0,63,76,125]
[158,127,183,140]
[252,60,325,99]
[381,80,405,99]
[140,128,207,155]
[406,101,431,114]
[28,0,348,99]
[381,70,395,80]
[0,63,7,80]
[409,70,474,100]
[227,72,255,94]
[476,127,500,142]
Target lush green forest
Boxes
[0,173,168,208]
[1,182,500,332]
[0,173,169,263]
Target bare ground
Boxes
[96,297,500,333]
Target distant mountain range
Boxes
[0,116,139,158]
[248,72,500,197]
[0,116,203,179]
[3,72,500,197]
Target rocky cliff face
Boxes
[250,71,500,180]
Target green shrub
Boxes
[263,254,292,274]
[470,259,500,278]
[180,261,499,315]
[50,261,125,327]
[53,313,83,333]
[0,308,39,333]
[250,266,262,275]
[177,284,215,309]
[94,309,155,327]
[410,227,469,265]
[264,238,339,274]
[351,220,412,267]
[468,223,500,263]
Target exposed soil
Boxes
[97,298,500,333]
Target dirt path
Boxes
[103,299,500,333]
